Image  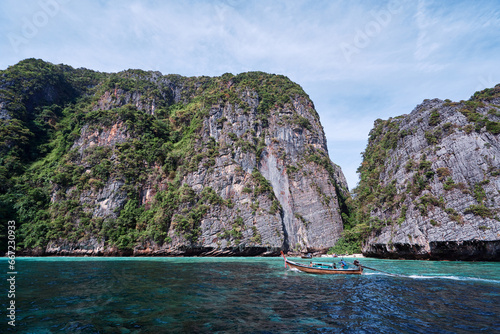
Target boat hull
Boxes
[285,259,363,275]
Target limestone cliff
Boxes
[1,59,348,256]
[356,86,500,260]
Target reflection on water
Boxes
[2,257,499,333]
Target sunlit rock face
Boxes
[2,60,348,256]
[358,88,500,261]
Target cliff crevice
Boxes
[1,60,348,256]
[356,87,500,260]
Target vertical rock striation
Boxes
[1,60,348,256]
[357,86,500,260]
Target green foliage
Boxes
[286,165,299,175]
[219,216,246,245]
[355,118,402,210]
[424,130,439,145]
[106,198,143,249]
[406,159,435,196]
[471,84,500,101]
[429,109,441,126]
[0,61,276,251]
[458,97,500,135]
[15,185,51,248]
[294,213,309,227]
[0,59,339,253]
[251,169,273,197]
[463,124,474,134]
[396,205,408,226]
[333,199,388,254]
[251,226,262,244]
[328,236,361,255]
[269,200,281,215]
[405,159,415,172]
[489,166,500,177]
[348,117,401,245]
[0,59,103,178]
[337,86,500,254]
[294,115,312,130]
[255,138,267,162]
[473,182,487,204]
[436,167,451,181]
[419,160,432,171]
[445,207,464,224]
[231,71,309,118]
[486,121,500,134]
[416,194,444,216]
[443,177,456,191]
[230,216,245,243]
[464,204,494,218]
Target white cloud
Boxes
[0,0,499,188]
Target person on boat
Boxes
[340,260,348,269]
[333,263,337,269]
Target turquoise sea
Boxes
[2,257,499,333]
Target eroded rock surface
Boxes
[3,62,348,256]
[358,88,500,260]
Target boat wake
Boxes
[364,272,500,284]
[408,275,500,284]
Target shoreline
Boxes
[321,253,366,258]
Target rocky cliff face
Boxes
[356,86,500,260]
[1,59,348,256]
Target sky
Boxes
[1,0,499,189]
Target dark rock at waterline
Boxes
[359,89,500,261]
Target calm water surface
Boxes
[2,257,499,333]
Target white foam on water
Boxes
[363,272,390,276]
[363,272,500,283]
[407,275,500,284]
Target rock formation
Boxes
[0,59,348,256]
[356,87,500,260]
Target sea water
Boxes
[1,257,499,333]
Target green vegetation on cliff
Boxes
[335,89,500,257]
[1,59,329,254]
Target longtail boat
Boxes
[281,252,363,275]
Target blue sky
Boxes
[1,0,500,189]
